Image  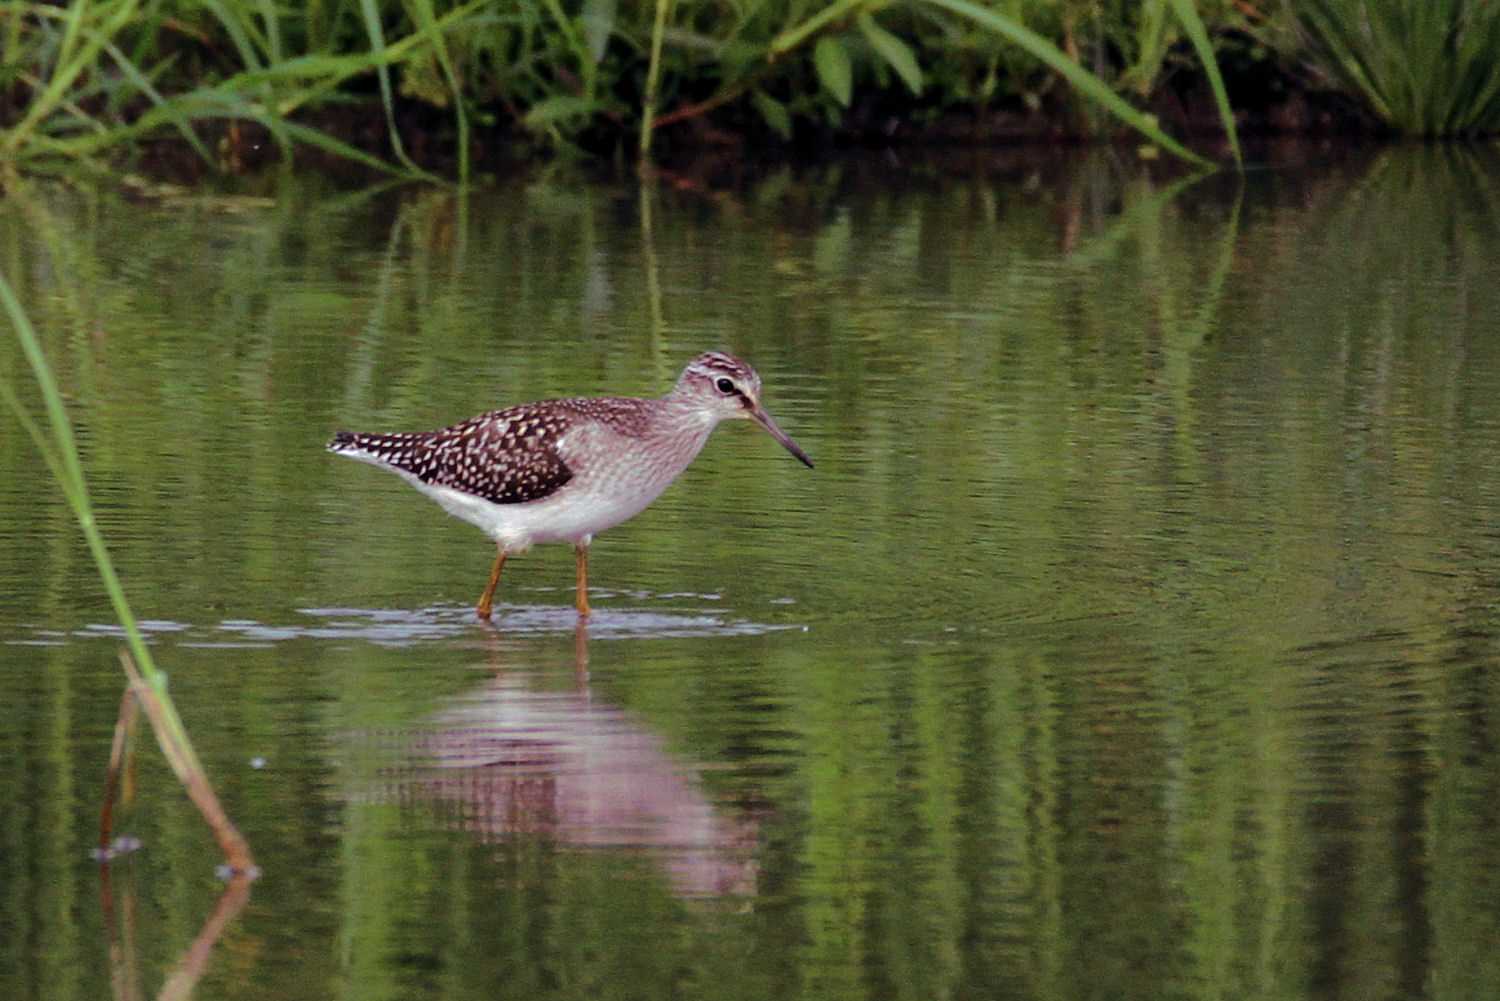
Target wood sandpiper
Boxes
[327,351,814,619]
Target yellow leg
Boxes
[476,547,507,620]
[574,543,591,617]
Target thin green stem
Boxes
[0,270,154,680]
[638,0,672,160]
[1,261,254,870]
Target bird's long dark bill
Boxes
[750,404,814,468]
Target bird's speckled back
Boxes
[329,396,664,506]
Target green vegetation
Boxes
[0,265,255,874]
[2,2,1498,176]
[1,0,1254,180]
[1279,0,1500,135]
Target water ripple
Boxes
[8,597,799,649]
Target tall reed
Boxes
[0,265,254,873]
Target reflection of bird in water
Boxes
[364,624,759,899]
[328,352,813,620]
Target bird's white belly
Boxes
[401,470,673,552]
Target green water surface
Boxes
[3,147,1500,1001]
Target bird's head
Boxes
[674,351,814,468]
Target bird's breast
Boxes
[495,422,713,547]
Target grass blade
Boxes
[278,119,416,176]
[256,0,282,64]
[814,35,853,108]
[752,88,792,139]
[639,0,672,159]
[582,0,617,64]
[920,0,1211,166]
[1,262,255,873]
[771,0,866,55]
[407,0,471,184]
[859,14,922,96]
[356,0,435,179]
[1166,0,1239,166]
[102,42,214,168]
[202,0,267,71]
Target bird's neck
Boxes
[645,396,721,468]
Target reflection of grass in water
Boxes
[0,266,254,872]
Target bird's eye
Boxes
[714,377,736,395]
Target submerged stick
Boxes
[99,686,142,857]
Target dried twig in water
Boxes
[99,685,142,857]
[118,652,257,875]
